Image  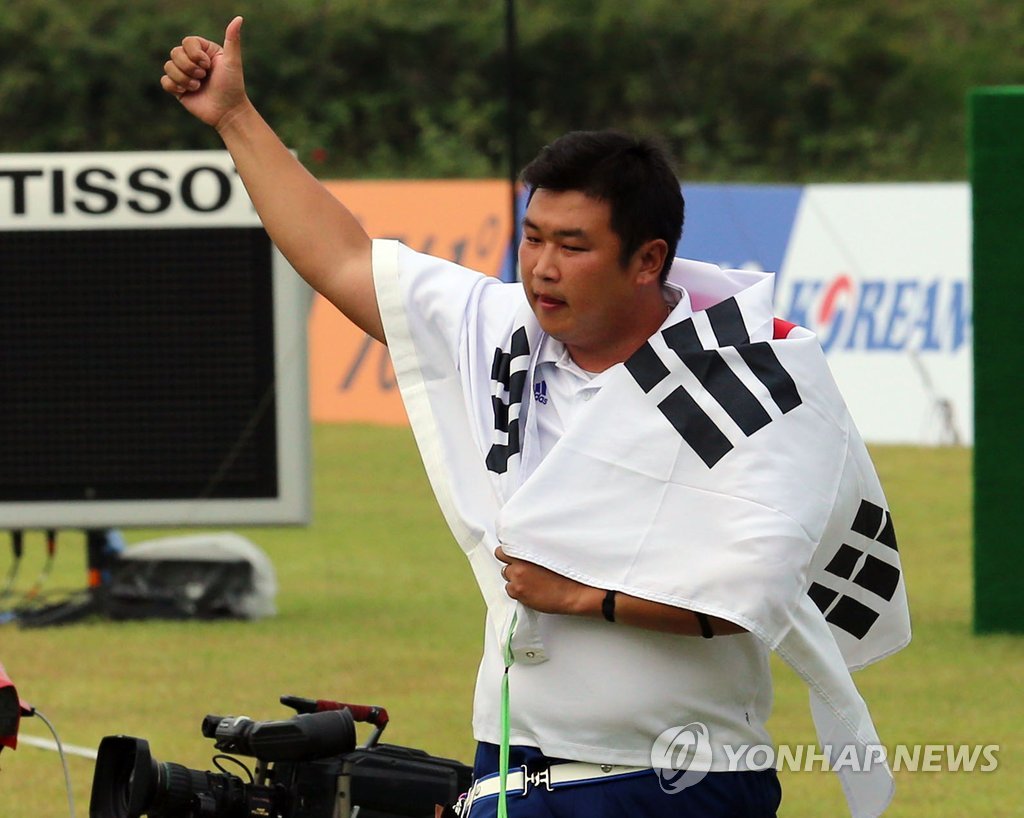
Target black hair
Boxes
[520,130,684,279]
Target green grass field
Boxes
[0,426,1018,817]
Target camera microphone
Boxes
[201,709,356,761]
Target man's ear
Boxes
[633,238,669,285]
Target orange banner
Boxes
[309,180,515,424]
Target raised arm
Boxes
[160,17,382,342]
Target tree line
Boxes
[1,0,1021,181]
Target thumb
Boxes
[223,15,244,65]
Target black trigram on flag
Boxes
[809,500,900,640]
[624,298,801,468]
[485,326,531,474]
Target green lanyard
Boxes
[497,610,518,818]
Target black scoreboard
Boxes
[0,152,310,527]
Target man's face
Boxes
[520,188,658,371]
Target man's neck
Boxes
[565,292,674,373]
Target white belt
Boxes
[459,762,651,815]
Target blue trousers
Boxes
[463,743,781,818]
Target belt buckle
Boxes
[521,764,553,795]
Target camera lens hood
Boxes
[89,736,158,818]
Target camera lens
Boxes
[90,736,157,818]
[91,710,359,818]
[91,735,269,818]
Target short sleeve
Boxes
[372,239,524,380]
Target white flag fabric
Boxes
[374,240,910,817]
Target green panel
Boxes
[969,87,1024,633]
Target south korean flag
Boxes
[623,296,802,469]
[807,434,911,670]
[485,326,531,476]
[498,259,909,661]
[624,293,910,669]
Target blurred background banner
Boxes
[309,180,513,425]
[311,180,971,446]
[775,184,970,446]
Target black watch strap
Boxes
[602,589,617,623]
[695,611,714,639]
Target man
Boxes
[162,18,907,818]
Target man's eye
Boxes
[563,245,587,253]
[523,236,541,245]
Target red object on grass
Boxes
[0,661,31,751]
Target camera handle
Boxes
[279,696,390,749]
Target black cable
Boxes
[0,531,26,617]
[21,529,57,604]
[4,531,81,627]
[14,588,96,629]
[29,707,78,818]
[213,754,255,784]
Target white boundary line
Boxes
[17,734,98,760]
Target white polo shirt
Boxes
[376,241,774,769]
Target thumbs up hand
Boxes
[161,16,250,132]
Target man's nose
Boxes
[533,245,559,280]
